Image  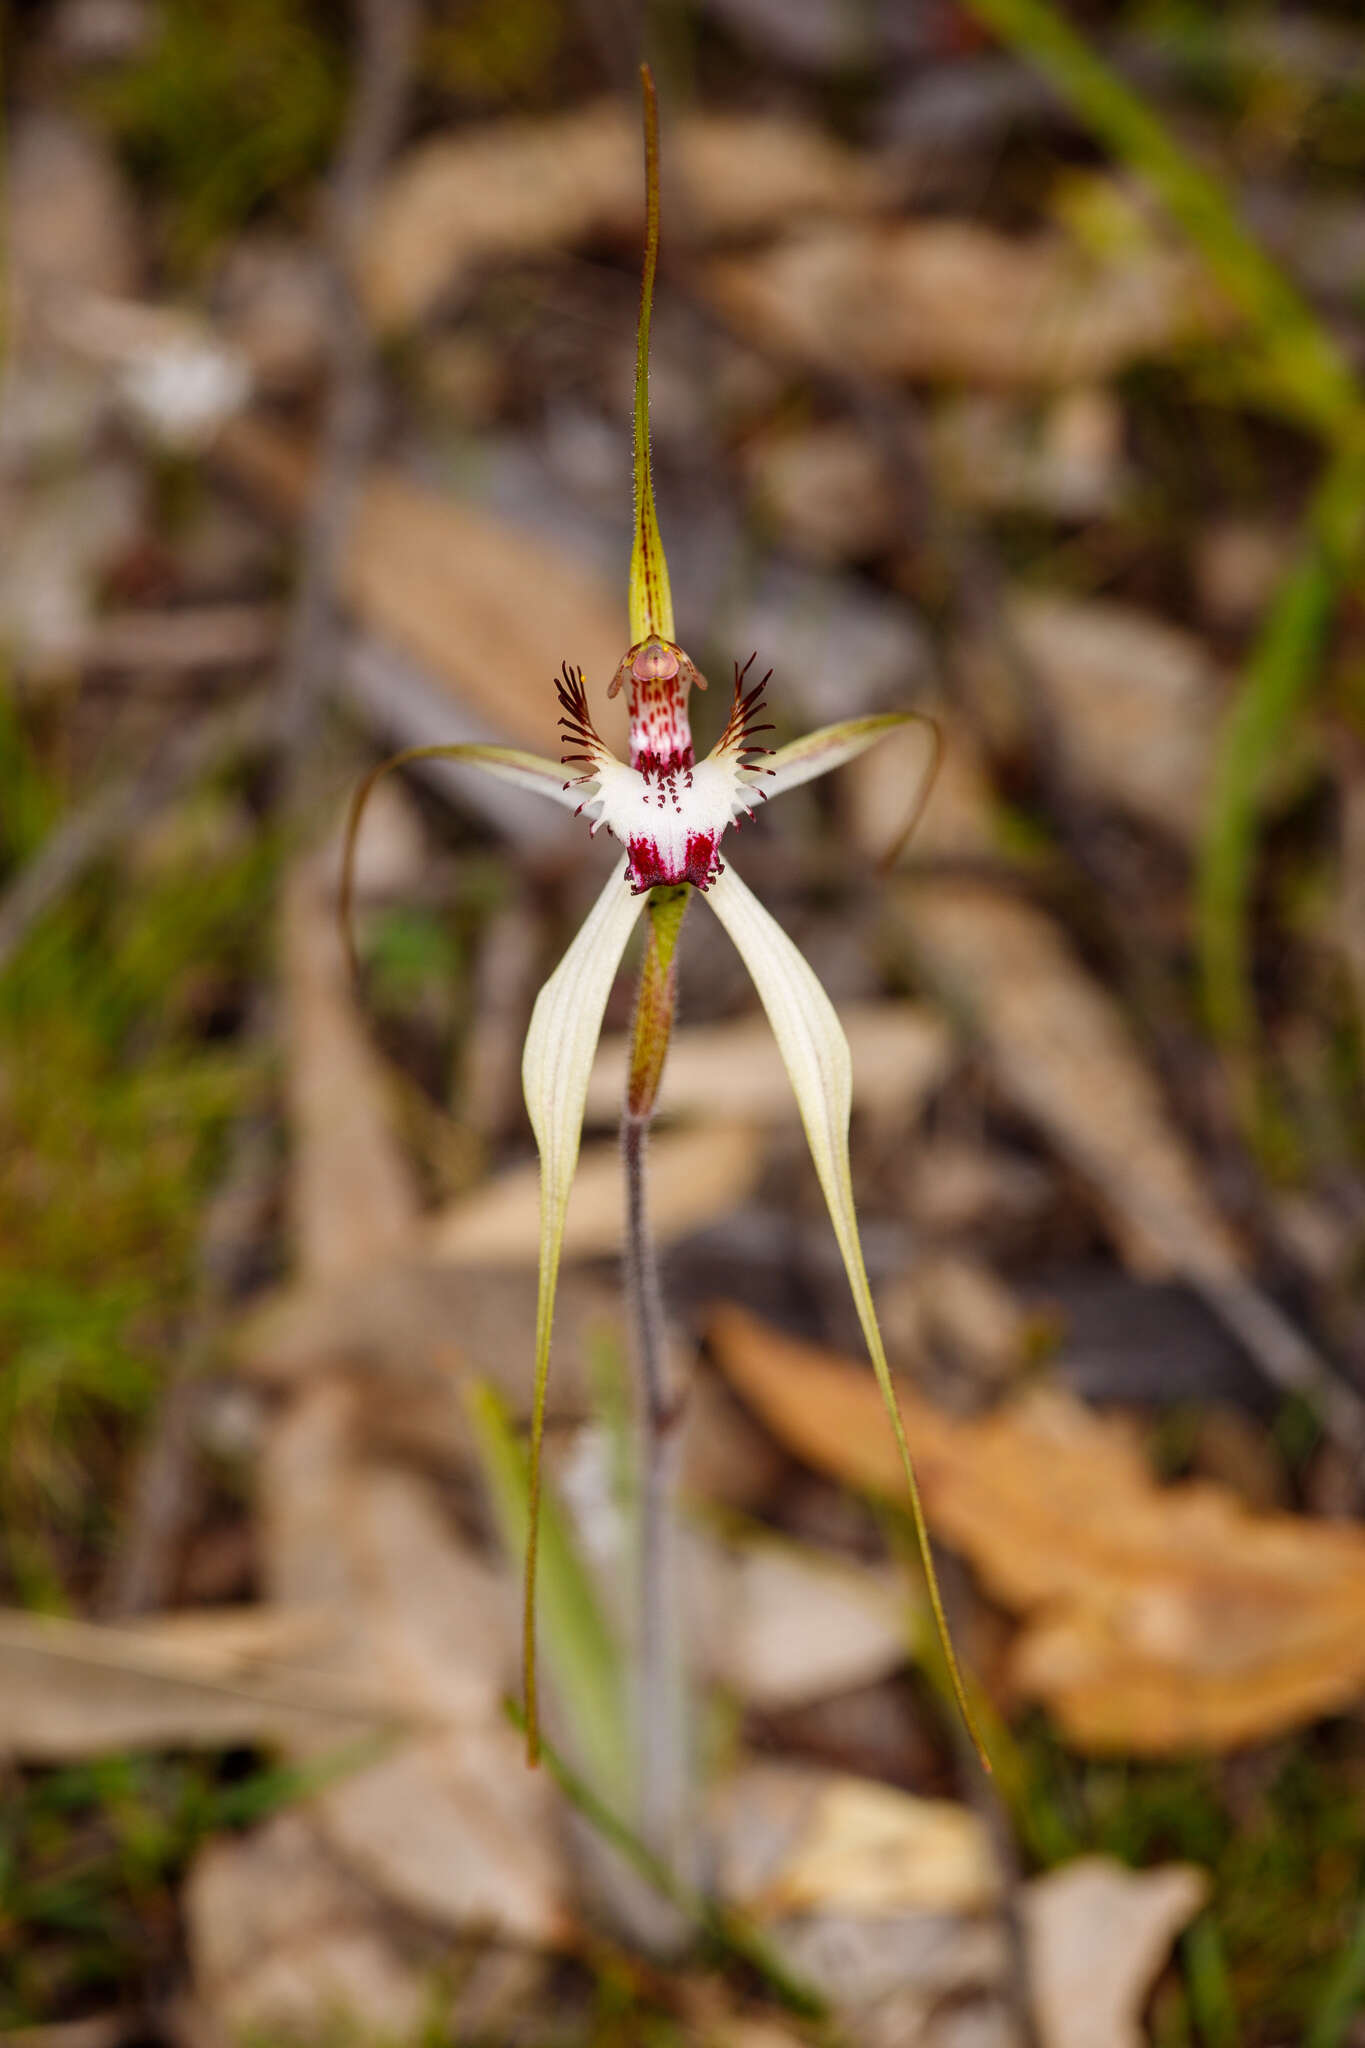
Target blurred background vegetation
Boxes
[3,1,1365,2043]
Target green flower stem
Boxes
[622,885,690,1874]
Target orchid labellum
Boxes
[343,68,988,1779]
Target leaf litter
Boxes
[709,1304,1365,1752]
[8,12,1365,2041]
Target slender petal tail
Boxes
[703,863,992,1774]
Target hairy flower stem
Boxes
[622,885,690,1875]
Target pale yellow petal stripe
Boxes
[704,864,990,1773]
[520,856,645,1759]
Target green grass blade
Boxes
[959,0,1356,435]
[466,1380,630,1811]
[1197,445,1365,1051]
[1307,1894,1365,2048]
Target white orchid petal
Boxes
[520,855,644,1757]
[762,712,932,803]
[704,862,989,1771]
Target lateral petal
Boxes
[520,856,644,1758]
[703,862,989,1771]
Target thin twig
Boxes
[96,0,422,1612]
[273,0,421,778]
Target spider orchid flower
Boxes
[343,68,988,1775]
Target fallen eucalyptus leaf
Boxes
[697,1527,915,1712]
[959,591,1222,844]
[260,1381,572,1943]
[710,1305,1365,1751]
[736,1770,1001,1919]
[187,1810,432,2040]
[1023,1857,1208,2048]
[362,101,880,330]
[428,1122,765,1266]
[708,221,1226,388]
[214,417,625,753]
[282,857,421,1287]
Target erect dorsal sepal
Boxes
[627,67,675,649]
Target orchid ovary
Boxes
[339,63,989,1778]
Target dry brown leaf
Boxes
[716,1763,1008,2044]
[929,388,1126,520]
[236,1259,606,1404]
[0,459,143,677]
[735,1771,1000,1919]
[1023,1857,1208,2048]
[851,728,1241,1283]
[282,858,421,1287]
[0,1605,384,1761]
[427,1121,764,1266]
[693,2017,811,2048]
[743,422,898,566]
[708,221,1224,388]
[186,1810,432,2040]
[747,396,1124,563]
[916,1253,1030,1384]
[215,416,625,751]
[1195,518,1287,628]
[854,725,1364,1451]
[362,102,880,331]
[586,1000,951,1128]
[709,1305,1365,1751]
[8,112,140,310]
[697,1529,914,1711]
[902,1137,1052,1239]
[901,881,1242,1284]
[259,1381,571,1943]
[959,592,1222,844]
[312,1724,570,1942]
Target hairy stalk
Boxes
[622,885,690,1871]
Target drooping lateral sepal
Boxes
[703,862,991,1773]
